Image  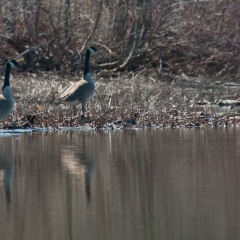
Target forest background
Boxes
[0,0,239,78]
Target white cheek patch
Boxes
[9,61,16,68]
[88,48,96,54]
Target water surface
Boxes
[0,128,240,240]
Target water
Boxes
[0,128,240,240]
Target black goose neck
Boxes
[84,49,91,77]
[3,63,11,90]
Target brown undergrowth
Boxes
[1,71,240,130]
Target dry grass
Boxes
[1,70,240,130]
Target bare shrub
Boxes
[0,0,239,78]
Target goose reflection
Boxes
[0,153,14,208]
[61,145,95,203]
[83,160,94,202]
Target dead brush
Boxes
[0,70,238,129]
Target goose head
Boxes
[88,46,99,54]
[7,60,21,68]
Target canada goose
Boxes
[0,60,21,121]
[57,46,99,116]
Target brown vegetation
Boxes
[0,72,238,130]
[0,0,239,78]
[0,0,240,129]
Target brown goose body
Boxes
[57,46,98,116]
[0,93,15,121]
[58,73,95,107]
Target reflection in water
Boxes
[0,129,240,240]
[84,160,95,202]
[0,153,14,208]
[60,134,95,202]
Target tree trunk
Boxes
[65,0,71,44]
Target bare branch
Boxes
[34,0,42,40]
[80,0,103,52]
[118,39,136,70]
[15,43,45,60]
[98,61,119,69]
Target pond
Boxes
[0,128,240,240]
